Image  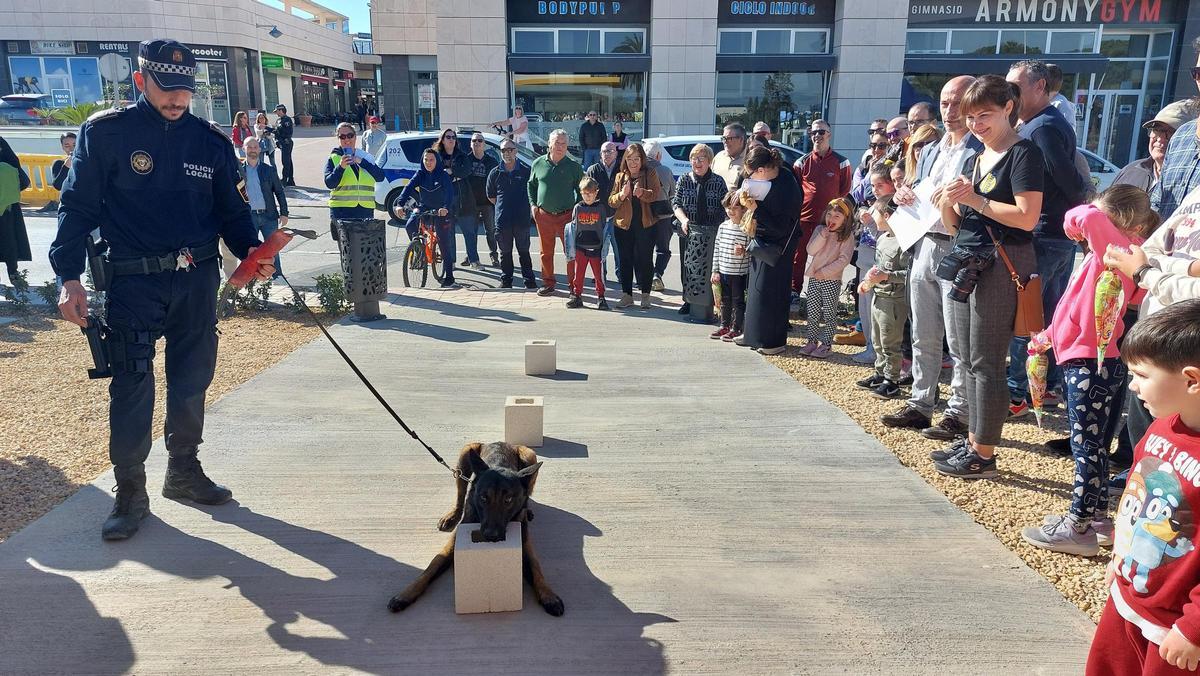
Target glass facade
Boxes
[8,55,110,106]
[715,71,825,149]
[512,73,646,147]
[192,61,231,126]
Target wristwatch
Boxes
[1132,263,1153,287]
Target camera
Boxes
[936,246,994,303]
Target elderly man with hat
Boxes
[49,39,275,541]
[360,115,388,161]
[1115,100,1198,192]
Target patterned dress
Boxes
[672,170,727,320]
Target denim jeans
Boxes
[582,148,600,170]
[457,212,481,263]
[1007,236,1077,402]
[250,211,281,275]
[603,217,619,278]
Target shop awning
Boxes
[715,54,836,72]
[904,53,1109,76]
[302,74,330,85]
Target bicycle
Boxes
[400,207,446,288]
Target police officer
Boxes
[49,40,275,541]
[274,104,296,186]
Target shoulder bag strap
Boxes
[973,154,1025,292]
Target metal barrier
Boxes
[17,153,64,206]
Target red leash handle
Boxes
[227,228,316,289]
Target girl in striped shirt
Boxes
[710,190,752,342]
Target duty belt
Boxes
[110,240,220,276]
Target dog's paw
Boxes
[540,593,565,617]
[437,511,461,532]
[387,595,412,613]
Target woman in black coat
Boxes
[0,135,32,286]
[737,145,803,354]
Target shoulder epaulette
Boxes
[205,119,234,145]
[85,106,126,124]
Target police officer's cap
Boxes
[138,39,197,92]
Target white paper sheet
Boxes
[886,180,941,251]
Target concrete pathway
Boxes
[0,277,1095,674]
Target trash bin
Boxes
[333,218,387,322]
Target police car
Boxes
[375,131,540,215]
[651,135,805,180]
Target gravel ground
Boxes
[0,307,325,542]
[767,320,1108,623]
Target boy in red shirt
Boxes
[1089,299,1200,674]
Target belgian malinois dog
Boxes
[387,441,564,616]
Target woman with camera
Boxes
[930,74,1043,480]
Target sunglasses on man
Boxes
[868,128,885,135]
[809,129,828,137]
[721,135,743,142]
[886,129,906,139]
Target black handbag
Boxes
[746,240,783,265]
[650,199,673,219]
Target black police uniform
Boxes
[49,40,260,538]
[275,107,295,186]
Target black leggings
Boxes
[614,225,656,295]
[719,273,747,331]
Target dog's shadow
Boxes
[4,486,672,674]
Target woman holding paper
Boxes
[928,74,1043,481]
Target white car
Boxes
[374,131,539,216]
[1078,147,1119,193]
[651,135,805,180]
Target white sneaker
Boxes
[652,275,665,291]
[469,262,483,271]
[852,350,876,364]
[1023,515,1100,556]
[1042,514,1113,547]
[640,292,651,309]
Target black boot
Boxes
[102,467,150,541]
[163,455,233,505]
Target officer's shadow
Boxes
[5,485,672,674]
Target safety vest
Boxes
[328,153,375,209]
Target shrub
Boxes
[3,269,32,312]
[314,273,351,314]
[35,280,59,306]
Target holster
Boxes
[85,235,112,293]
[81,313,112,379]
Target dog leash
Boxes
[256,265,463,481]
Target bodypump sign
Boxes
[506,0,651,23]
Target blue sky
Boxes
[258,0,371,34]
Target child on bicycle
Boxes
[396,147,457,287]
[566,177,609,310]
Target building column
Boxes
[828,0,909,160]
[435,0,507,130]
[648,0,718,137]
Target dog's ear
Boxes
[466,447,490,476]
[515,461,542,487]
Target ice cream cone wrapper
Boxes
[1095,269,1123,364]
[1026,351,1048,428]
[712,281,722,313]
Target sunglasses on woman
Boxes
[869,142,888,150]
[338,132,356,140]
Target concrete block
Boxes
[455,522,523,614]
[524,339,556,376]
[504,396,543,448]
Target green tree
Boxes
[51,103,105,126]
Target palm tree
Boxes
[51,103,105,126]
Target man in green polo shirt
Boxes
[527,129,583,295]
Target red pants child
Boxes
[1087,597,1194,675]
[570,250,604,297]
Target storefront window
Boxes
[906,31,948,54]
[513,30,555,53]
[793,30,828,54]
[950,30,997,55]
[1048,30,1096,54]
[1100,34,1149,59]
[719,31,753,54]
[8,55,110,106]
[559,30,602,54]
[513,73,646,149]
[604,31,643,53]
[715,71,825,148]
[192,61,231,125]
[756,30,791,54]
[999,29,1046,54]
[1150,32,1172,57]
[1096,60,1144,90]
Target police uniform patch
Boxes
[980,173,997,193]
[131,151,154,175]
